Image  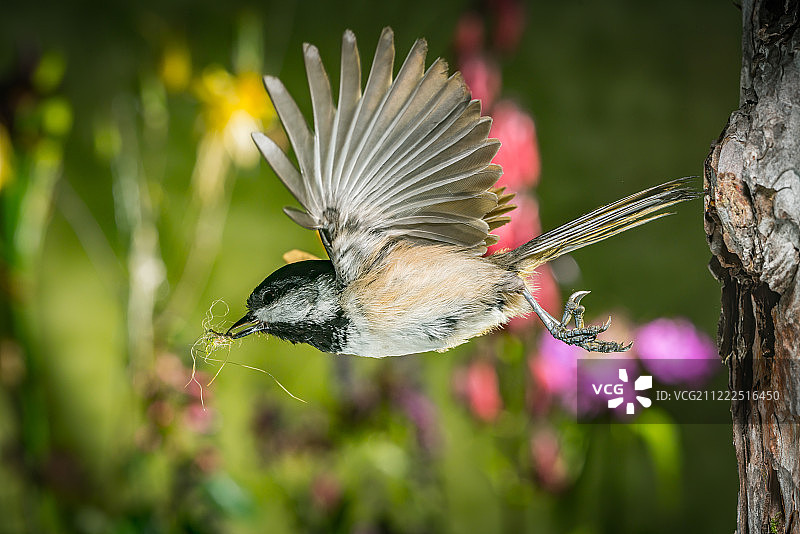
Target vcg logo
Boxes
[591,369,653,415]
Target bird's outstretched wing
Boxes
[252,27,513,282]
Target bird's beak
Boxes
[225,313,263,339]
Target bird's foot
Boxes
[524,290,632,353]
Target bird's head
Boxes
[225,260,338,339]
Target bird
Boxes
[222,27,699,358]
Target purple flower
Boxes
[635,318,719,386]
[531,333,640,418]
[531,334,580,396]
[575,357,640,419]
[396,389,439,452]
[530,334,583,413]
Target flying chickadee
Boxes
[223,28,698,357]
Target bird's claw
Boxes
[551,291,632,353]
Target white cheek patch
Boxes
[255,293,309,323]
[252,280,338,325]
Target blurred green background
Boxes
[1,0,740,533]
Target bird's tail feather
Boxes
[490,177,701,274]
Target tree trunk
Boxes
[704,1,800,532]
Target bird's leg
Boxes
[523,290,632,353]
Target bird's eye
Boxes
[260,288,275,302]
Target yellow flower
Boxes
[194,67,275,167]
[159,41,192,94]
[0,125,13,191]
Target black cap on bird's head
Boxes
[225,260,337,340]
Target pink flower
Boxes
[530,428,569,492]
[454,13,485,58]
[194,447,220,473]
[183,402,215,434]
[460,55,501,110]
[155,352,190,390]
[311,474,342,512]
[490,0,526,53]
[465,360,503,422]
[147,400,175,428]
[487,193,540,254]
[490,100,540,189]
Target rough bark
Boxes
[704,0,800,532]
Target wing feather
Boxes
[252,132,309,206]
[392,190,497,214]
[254,28,512,282]
[397,228,484,247]
[383,168,501,212]
[303,43,335,204]
[385,218,489,247]
[328,30,361,199]
[337,27,395,200]
[262,76,317,212]
[283,206,319,229]
[376,141,500,207]
[349,57,452,201]
[360,98,485,207]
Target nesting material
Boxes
[189,299,306,404]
